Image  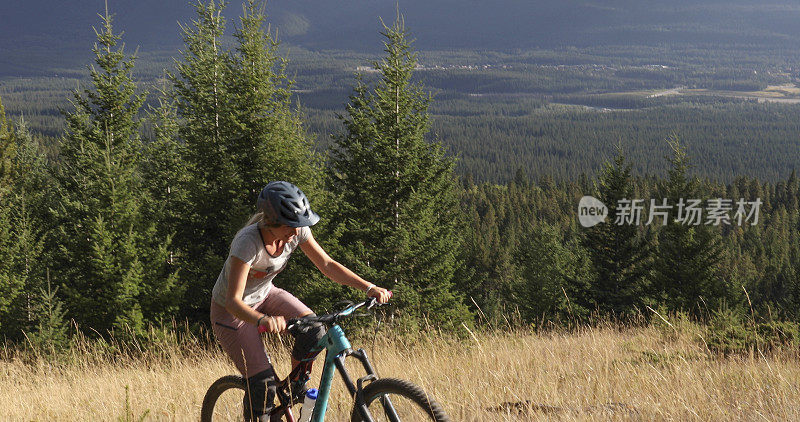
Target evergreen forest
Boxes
[1,1,799,355]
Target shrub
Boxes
[704,306,800,355]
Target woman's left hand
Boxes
[367,285,392,304]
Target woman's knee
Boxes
[292,315,326,359]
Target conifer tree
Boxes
[652,138,726,316]
[170,0,235,317]
[515,222,593,324]
[171,0,325,318]
[142,95,187,235]
[4,117,50,338]
[581,149,652,317]
[0,96,15,187]
[456,188,520,322]
[26,277,69,354]
[54,12,178,335]
[0,96,21,336]
[331,16,470,328]
[227,0,322,198]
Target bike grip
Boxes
[388,290,393,299]
[257,324,267,334]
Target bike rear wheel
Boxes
[351,378,450,422]
[201,375,246,422]
[201,375,293,422]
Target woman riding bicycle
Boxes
[210,181,391,421]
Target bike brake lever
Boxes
[332,300,355,310]
[365,291,393,310]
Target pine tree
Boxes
[54,12,178,335]
[581,148,652,317]
[171,0,325,319]
[515,222,593,324]
[0,95,21,337]
[170,0,234,319]
[25,275,69,355]
[227,0,322,198]
[4,117,50,338]
[457,186,520,323]
[0,95,15,187]
[226,0,329,298]
[652,137,726,316]
[142,93,188,245]
[331,16,470,328]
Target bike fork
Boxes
[335,348,400,422]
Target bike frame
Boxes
[300,305,399,422]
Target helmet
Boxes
[257,181,320,227]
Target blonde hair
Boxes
[243,211,280,229]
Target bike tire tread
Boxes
[350,377,450,422]
[201,375,246,422]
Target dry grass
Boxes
[1,323,799,421]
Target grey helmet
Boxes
[257,181,320,227]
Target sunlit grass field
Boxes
[1,320,799,421]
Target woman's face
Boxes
[269,225,300,242]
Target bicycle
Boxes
[201,297,450,421]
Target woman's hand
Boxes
[258,315,287,333]
[367,285,392,304]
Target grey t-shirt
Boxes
[212,224,311,306]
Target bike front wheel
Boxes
[351,378,450,422]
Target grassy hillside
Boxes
[2,322,798,420]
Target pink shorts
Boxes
[210,287,312,377]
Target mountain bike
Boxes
[201,297,450,421]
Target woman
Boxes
[210,181,391,421]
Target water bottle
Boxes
[298,388,318,422]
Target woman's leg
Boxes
[256,287,326,387]
[210,301,276,421]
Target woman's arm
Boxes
[299,231,392,303]
[225,256,285,332]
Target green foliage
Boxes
[705,305,799,355]
[705,306,751,355]
[581,148,652,317]
[53,12,178,336]
[139,94,187,319]
[0,105,52,340]
[331,16,471,329]
[0,95,19,333]
[2,1,800,347]
[168,0,234,319]
[170,0,326,319]
[0,95,15,187]
[514,222,593,324]
[0,117,51,338]
[25,277,70,355]
[651,137,726,316]
[118,385,151,422]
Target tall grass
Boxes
[1,317,799,421]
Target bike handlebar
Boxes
[258,292,392,334]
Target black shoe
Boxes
[276,378,308,406]
[289,379,308,404]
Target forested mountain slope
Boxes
[4,1,800,75]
